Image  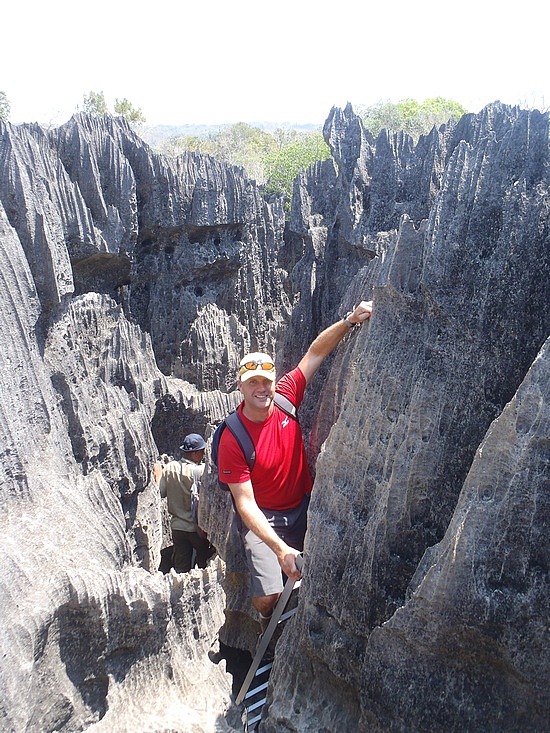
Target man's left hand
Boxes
[280,549,302,581]
[348,300,373,325]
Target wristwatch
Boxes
[343,311,358,328]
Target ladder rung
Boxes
[245,696,267,713]
[254,661,273,676]
[245,680,269,699]
[279,607,298,623]
[247,712,263,726]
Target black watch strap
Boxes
[343,311,358,328]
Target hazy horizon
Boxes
[2,0,547,128]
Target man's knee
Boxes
[252,593,280,617]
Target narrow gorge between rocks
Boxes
[0,102,548,732]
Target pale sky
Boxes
[2,0,548,128]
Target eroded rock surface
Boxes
[263,103,549,731]
[0,102,548,732]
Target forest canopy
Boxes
[157,98,469,203]
[0,91,471,207]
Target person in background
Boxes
[154,433,215,573]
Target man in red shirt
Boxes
[217,301,373,626]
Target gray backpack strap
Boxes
[273,392,297,419]
[189,463,201,524]
[191,464,200,498]
[221,393,297,478]
[225,410,256,470]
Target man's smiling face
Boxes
[238,375,276,411]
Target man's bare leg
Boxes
[252,593,280,618]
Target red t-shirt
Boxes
[217,367,313,510]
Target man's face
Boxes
[188,449,205,464]
[238,375,276,410]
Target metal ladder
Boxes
[236,555,303,731]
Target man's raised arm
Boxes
[298,300,373,384]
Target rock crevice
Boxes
[0,102,548,731]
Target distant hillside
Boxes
[139,121,320,149]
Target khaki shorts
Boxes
[239,494,309,597]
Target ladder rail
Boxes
[236,554,303,706]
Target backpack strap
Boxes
[213,391,299,490]
[273,391,297,419]
[191,463,201,525]
[223,392,297,472]
[224,410,256,470]
[191,464,201,498]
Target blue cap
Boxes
[180,433,206,452]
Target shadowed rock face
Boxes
[0,102,548,732]
[263,103,549,731]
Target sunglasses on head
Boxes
[238,360,275,375]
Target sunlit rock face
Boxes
[0,114,277,732]
[263,104,549,731]
[0,101,548,733]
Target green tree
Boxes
[158,125,331,204]
[0,91,10,121]
[263,132,331,201]
[417,97,469,133]
[359,97,469,139]
[114,97,146,124]
[161,123,276,182]
[212,122,276,181]
[161,134,222,158]
[81,92,146,124]
[271,127,300,149]
[162,135,207,157]
[83,90,109,116]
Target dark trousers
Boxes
[172,529,215,573]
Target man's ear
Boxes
[237,379,244,395]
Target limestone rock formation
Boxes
[0,101,548,733]
[263,103,549,731]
